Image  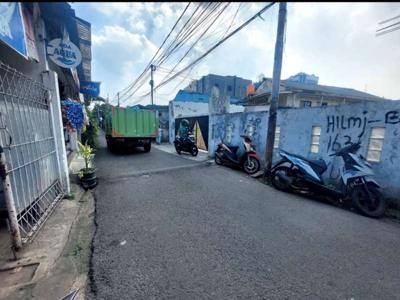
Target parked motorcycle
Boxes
[174,132,199,156]
[270,141,386,218]
[214,135,261,175]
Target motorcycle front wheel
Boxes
[351,183,386,218]
[191,145,199,156]
[243,156,260,175]
[174,144,181,155]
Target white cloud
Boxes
[90,25,158,101]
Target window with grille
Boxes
[367,127,385,162]
[302,100,312,107]
[274,126,280,148]
[310,126,321,153]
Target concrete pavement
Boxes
[153,143,210,162]
[89,139,400,299]
[94,135,204,180]
[0,182,95,300]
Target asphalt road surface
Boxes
[90,138,400,299]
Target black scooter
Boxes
[174,132,199,156]
[214,135,261,175]
[270,142,386,218]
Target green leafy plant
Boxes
[78,141,95,176]
[81,108,100,149]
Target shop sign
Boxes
[47,38,82,68]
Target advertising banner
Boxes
[47,38,82,68]
[80,81,101,97]
[0,3,27,57]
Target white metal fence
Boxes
[0,61,64,247]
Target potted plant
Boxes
[77,141,97,190]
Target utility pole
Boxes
[117,92,120,107]
[265,2,287,177]
[150,64,156,106]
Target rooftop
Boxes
[255,77,387,101]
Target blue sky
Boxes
[71,2,400,105]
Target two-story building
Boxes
[244,73,387,112]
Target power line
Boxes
[195,8,245,45]
[152,3,206,66]
[221,2,242,39]
[379,14,400,25]
[119,2,225,105]
[156,67,196,81]
[376,24,400,36]
[114,2,191,103]
[156,3,219,66]
[148,2,276,96]
[376,20,400,33]
[118,2,206,104]
[157,3,231,89]
[120,2,276,106]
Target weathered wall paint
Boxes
[277,101,400,203]
[209,100,400,203]
[208,112,268,163]
[168,100,244,143]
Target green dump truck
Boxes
[105,105,158,152]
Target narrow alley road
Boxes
[90,136,400,300]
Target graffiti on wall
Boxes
[385,110,400,124]
[211,118,235,144]
[225,122,235,144]
[326,110,399,153]
[245,116,262,148]
[209,87,229,115]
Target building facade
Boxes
[185,74,252,100]
[0,2,91,249]
[245,73,388,111]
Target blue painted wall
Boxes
[209,100,400,204]
[209,112,268,164]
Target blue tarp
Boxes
[173,90,242,105]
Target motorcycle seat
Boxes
[308,159,327,174]
[282,150,327,174]
[227,145,239,153]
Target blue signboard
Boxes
[80,81,101,97]
[0,3,27,57]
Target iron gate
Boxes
[0,61,64,247]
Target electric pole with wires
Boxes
[264,2,287,179]
[150,64,156,106]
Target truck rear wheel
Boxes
[107,140,115,153]
[144,143,151,152]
